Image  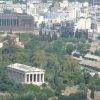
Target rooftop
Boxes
[7,63,45,72]
[0,14,33,18]
[84,54,100,60]
[3,40,9,45]
[79,60,100,68]
[10,34,19,38]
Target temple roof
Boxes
[7,63,45,73]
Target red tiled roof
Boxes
[15,42,24,47]
[2,40,9,45]
[10,34,19,38]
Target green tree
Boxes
[47,33,52,42]
[1,45,16,54]
[84,30,88,39]
[66,44,76,55]
[39,30,42,36]
[75,90,87,100]
[25,35,40,50]
[46,53,60,69]
[3,35,16,45]
[41,87,54,98]
[52,33,57,40]
[36,92,48,100]
[3,9,11,14]
[26,92,35,100]
[91,23,95,29]
[95,50,100,56]
[33,50,46,68]
[0,83,8,91]
[24,84,40,93]
[40,22,45,29]
[15,52,30,63]
[63,57,79,72]
[77,43,84,51]
[93,73,99,79]
[97,36,100,40]
[90,86,95,100]
[73,71,85,85]
[88,39,93,43]
[78,83,88,92]
[68,93,80,100]
[75,29,81,38]
[58,95,67,100]
[61,31,69,38]
[83,72,91,84]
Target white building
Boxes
[84,54,100,61]
[0,43,3,48]
[27,8,36,15]
[60,0,69,8]
[74,18,91,32]
[13,8,23,13]
[13,4,21,8]
[27,3,34,9]
[6,1,13,10]
[0,8,3,13]
[97,23,100,34]
[32,14,44,27]
[21,4,26,10]
[7,63,45,85]
[82,2,89,7]
[0,1,5,3]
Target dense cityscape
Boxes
[0,0,100,100]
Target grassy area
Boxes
[63,85,79,96]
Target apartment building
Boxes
[74,18,91,32]
[93,0,100,5]
[97,22,100,33]
[6,1,13,10]
[66,18,91,32]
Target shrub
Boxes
[78,83,88,92]
[55,90,61,96]
[42,83,46,87]
[26,92,35,100]
[73,53,80,58]
[36,92,48,100]
[56,84,66,91]
[24,84,40,93]
[41,87,54,97]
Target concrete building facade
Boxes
[93,0,100,5]
[74,18,91,32]
[97,23,100,34]
[0,14,34,32]
[7,63,45,85]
